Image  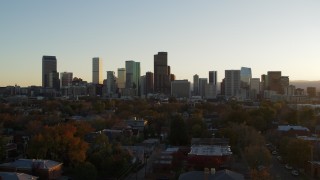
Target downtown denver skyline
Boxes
[1,1,320,86]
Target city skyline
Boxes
[1,1,320,86]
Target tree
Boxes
[27,123,89,166]
[250,169,272,180]
[73,162,97,180]
[87,134,131,178]
[244,145,271,168]
[285,138,312,168]
[168,115,189,146]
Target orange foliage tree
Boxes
[27,123,89,166]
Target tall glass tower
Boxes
[240,67,252,87]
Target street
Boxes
[269,156,306,180]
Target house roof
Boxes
[179,170,244,180]
[0,159,62,170]
[277,125,309,132]
[0,172,38,180]
[188,145,232,156]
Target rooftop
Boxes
[179,169,244,180]
[188,145,232,156]
[0,159,62,170]
[277,125,310,132]
[0,172,38,180]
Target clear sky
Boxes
[1,0,320,86]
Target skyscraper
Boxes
[140,75,146,97]
[49,71,60,90]
[42,56,57,88]
[106,71,117,96]
[250,78,260,99]
[146,72,154,94]
[267,71,281,93]
[193,74,199,96]
[154,52,170,94]
[240,67,252,88]
[171,80,190,98]
[92,57,103,84]
[199,78,208,98]
[225,70,241,98]
[117,68,126,90]
[209,71,217,85]
[125,60,140,95]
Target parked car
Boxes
[276,155,282,161]
[291,170,299,176]
[285,164,293,170]
[272,151,278,155]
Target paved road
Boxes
[125,145,163,180]
[269,156,304,180]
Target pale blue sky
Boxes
[1,1,320,86]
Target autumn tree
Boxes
[27,123,89,166]
[284,138,312,168]
[244,145,271,168]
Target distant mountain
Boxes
[290,80,320,90]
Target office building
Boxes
[193,74,199,96]
[307,87,317,97]
[250,78,260,93]
[225,70,240,99]
[125,60,140,95]
[42,56,57,88]
[199,78,208,98]
[140,75,146,97]
[209,71,217,85]
[267,71,282,93]
[154,52,170,94]
[171,80,190,98]
[250,78,260,100]
[240,67,252,87]
[106,71,117,96]
[261,74,268,92]
[280,76,289,94]
[285,85,296,96]
[92,57,103,84]
[146,72,154,94]
[205,84,217,99]
[48,71,60,90]
[60,72,73,87]
[117,68,126,90]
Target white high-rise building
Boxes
[225,70,240,99]
[92,57,103,84]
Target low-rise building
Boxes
[0,159,63,180]
[277,125,310,136]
